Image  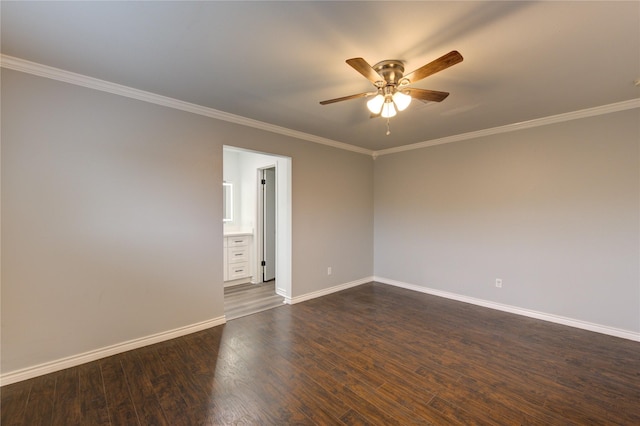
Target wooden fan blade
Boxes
[405,88,450,102]
[346,58,385,85]
[403,51,463,84]
[319,92,374,105]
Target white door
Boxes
[262,167,276,282]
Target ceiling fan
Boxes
[320,51,463,128]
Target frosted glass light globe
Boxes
[366,94,385,114]
[381,101,397,118]
[392,91,412,111]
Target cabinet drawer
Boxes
[228,246,248,263]
[228,262,250,280]
[227,236,249,247]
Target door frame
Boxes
[257,165,276,283]
[223,145,292,301]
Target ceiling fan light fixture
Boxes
[366,93,385,114]
[392,90,412,111]
[320,51,463,133]
[381,99,397,118]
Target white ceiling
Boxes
[2,1,639,152]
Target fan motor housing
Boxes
[372,60,405,85]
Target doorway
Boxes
[222,146,292,318]
[260,167,276,282]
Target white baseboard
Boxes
[375,276,640,342]
[6,277,636,386]
[0,316,226,387]
[223,277,252,288]
[284,276,373,305]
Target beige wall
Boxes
[219,125,374,297]
[374,108,640,332]
[2,64,637,379]
[1,69,374,374]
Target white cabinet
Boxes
[224,234,252,284]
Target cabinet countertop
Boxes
[224,232,253,237]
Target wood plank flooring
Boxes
[2,282,639,425]
[224,281,284,320]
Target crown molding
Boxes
[0,54,373,156]
[3,55,637,159]
[373,98,640,157]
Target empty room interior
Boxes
[1,1,639,424]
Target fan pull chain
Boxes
[386,118,391,136]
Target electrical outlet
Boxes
[495,278,502,288]
[327,266,332,275]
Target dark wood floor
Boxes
[2,282,639,425]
